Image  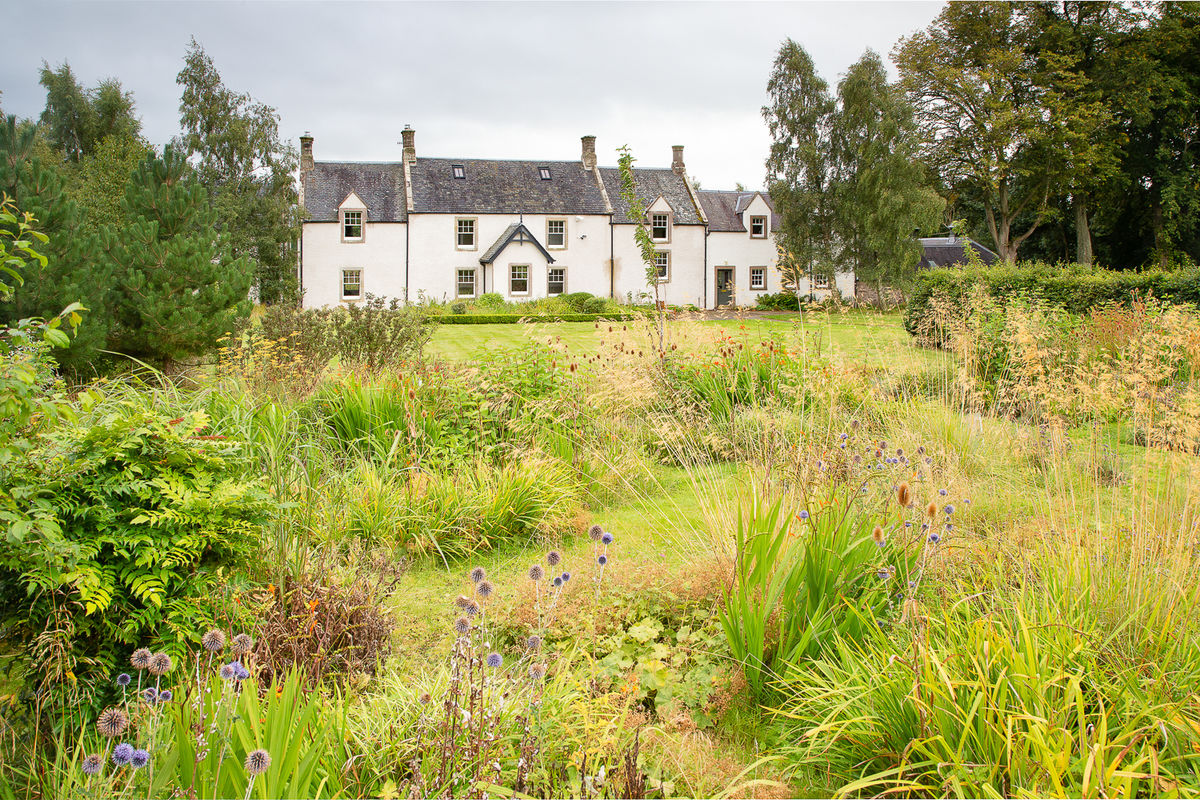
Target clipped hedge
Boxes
[432,312,639,325]
[904,262,1200,338]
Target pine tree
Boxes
[103,146,252,366]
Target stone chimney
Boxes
[672,145,685,176]
[300,132,314,172]
[402,125,416,162]
[581,135,597,170]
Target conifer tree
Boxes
[103,146,252,366]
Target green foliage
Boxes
[903,261,1200,340]
[434,312,636,324]
[0,401,273,690]
[177,39,299,304]
[256,293,431,370]
[617,145,668,353]
[753,291,800,311]
[38,61,140,162]
[718,490,919,702]
[102,145,253,365]
[63,130,152,236]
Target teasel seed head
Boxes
[872,525,885,547]
[926,501,938,518]
[897,482,911,508]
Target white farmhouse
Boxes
[298,128,855,309]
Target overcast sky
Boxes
[1,1,942,190]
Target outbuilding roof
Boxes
[919,237,1000,268]
[302,162,407,222]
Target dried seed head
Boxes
[926,501,938,518]
[148,652,173,676]
[527,564,544,581]
[97,708,129,738]
[897,482,911,508]
[872,525,885,547]
[201,629,226,653]
[525,635,542,652]
[476,580,494,599]
[244,749,271,776]
[81,753,104,775]
[529,663,546,681]
[455,594,472,609]
[130,648,152,670]
[418,692,432,704]
[546,550,562,567]
[464,599,481,617]
[469,566,487,584]
[588,524,604,541]
[454,617,471,635]
[230,634,253,656]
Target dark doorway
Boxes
[716,268,734,307]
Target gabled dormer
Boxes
[647,195,673,243]
[339,192,368,243]
[741,193,772,239]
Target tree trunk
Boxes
[1075,196,1093,266]
[1153,199,1169,269]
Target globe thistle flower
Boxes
[201,629,226,653]
[476,580,495,599]
[917,445,925,455]
[454,616,471,635]
[234,663,250,680]
[116,673,131,687]
[546,550,562,567]
[601,532,614,545]
[148,652,173,676]
[528,564,544,581]
[938,488,948,496]
[588,524,604,541]
[130,749,150,769]
[469,566,487,583]
[872,526,885,548]
[561,572,571,583]
[598,555,608,566]
[486,652,503,668]
[130,648,152,670]
[928,532,941,544]
[839,432,848,440]
[142,688,158,703]
[926,501,938,518]
[944,504,955,515]
[896,448,904,457]
[81,753,103,775]
[526,635,542,652]
[945,523,954,531]
[219,663,237,681]
[230,633,253,656]
[798,510,809,520]
[552,576,563,588]
[897,482,912,507]
[159,690,173,702]
[464,599,481,617]
[529,663,546,681]
[97,708,129,738]
[244,749,271,776]
[112,743,134,766]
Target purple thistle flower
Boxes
[601,532,614,545]
[528,564,544,581]
[945,523,954,530]
[116,673,131,686]
[486,652,503,668]
[944,504,955,515]
[928,532,941,544]
[141,688,157,703]
[235,663,250,680]
[112,743,134,766]
[81,753,103,775]
[219,663,236,681]
[561,572,571,583]
[598,554,607,566]
[130,749,150,769]
[798,510,809,520]
[159,690,173,702]
[939,488,948,496]
[552,576,562,587]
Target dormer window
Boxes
[651,213,670,241]
[452,165,465,179]
[750,216,767,238]
[539,167,551,180]
[342,210,363,241]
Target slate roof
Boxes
[697,190,782,232]
[409,158,609,215]
[919,237,1000,268]
[598,167,703,225]
[479,222,556,265]
[303,162,406,222]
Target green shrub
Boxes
[476,292,504,308]
[904,261,1200,341]
[0,401,273,695]
[755,291,800,311]
[256,294,431,369]
[433,312,635,324]
[559,291,595,312]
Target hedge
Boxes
[431,313,640,325]
[904,262,1200,338]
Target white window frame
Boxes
[509,264,530,296]
[456,268,477,298]
[539,167,552,180]
[750,267,766,290]
[811,271,830,290]
[546,218,566,249]
[342,210,364,242]
[749,215,767,238]
[456,217,477,250]
[650,213,670,242]
[452,164,465,179]
[341,268,363,301]
[653,251,670,283]
[548,267,566,295]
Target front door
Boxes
[716,268,734,307]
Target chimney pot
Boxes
[581,135,597,170]
[402,125,416,162]
[300,133,314,172]
[671,145,685,176]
